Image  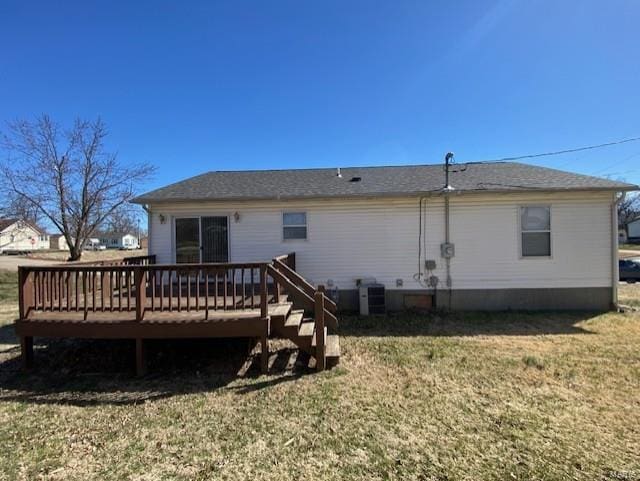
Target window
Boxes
[283,212,307,240]
[520,206,551,257]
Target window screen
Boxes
[521,206,551,257]
[283,212,307,240]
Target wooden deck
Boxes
[17,253,340,375]
[16,302,291,338]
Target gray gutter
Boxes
[131,185,639,205]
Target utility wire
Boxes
[460,135,640,163]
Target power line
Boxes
[461,135,640,163]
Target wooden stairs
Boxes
[267,257,340,370]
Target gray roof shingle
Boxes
[132,162,637,204]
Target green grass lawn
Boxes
[0,276,639,480]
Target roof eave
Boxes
[131,184,638,205]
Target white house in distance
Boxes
[133,162,638,311]
[98,233,140,250]
[0,218,49,253]
[628,218,640,242]
[49,234,69,251]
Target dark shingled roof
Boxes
[132,162,637,203]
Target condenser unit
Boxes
[359,283,385,315]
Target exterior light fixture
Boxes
[159,214,166,224]
[233,212,240,223]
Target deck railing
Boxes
[19,258,272,321]
[17,252,337,372]
[18,253,333,326]
[55,254,157,267]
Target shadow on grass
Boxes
[0,323,18,349]
[0,336,310,407]
[338,310,601,337]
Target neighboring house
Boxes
[628,218,640,241]
[84,238,104,250]
[132,162,638,311]
[100,232,139,249]
[98,233,140,249]
[49,234,69,251]
[0,218,49,253]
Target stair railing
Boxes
[266,263,338,329]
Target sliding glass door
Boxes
[201,216,229,263]
[175,218,200,264]
[175,216,229,264]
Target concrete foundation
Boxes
[335,287,612,312]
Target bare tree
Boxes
[101,204,143,235]
[618,191,640,237]
[0,195,41,225]
[1,115,154,260]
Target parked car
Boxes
[619,258,640,283]
[84,238,106,251]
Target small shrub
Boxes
[522,355,545,370]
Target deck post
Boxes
[135,338,146,376]
[315,286,326,372]
[18,267,34,320]
[260,264,268,319]
[135,267,146,321]
[20,336,34,370]
[273,278,280,303]
[259,264,270,373]
[260,331,269,374]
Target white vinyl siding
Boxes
[147,191,614,290]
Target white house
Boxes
[49,234,69,251]
[628,218,640,241]
[133,162,637,311]
[0,219,49,253]
[98,233,140,249]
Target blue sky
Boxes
[1,0,639,193]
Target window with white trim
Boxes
[283,212,307,240]
[520,206,551,257]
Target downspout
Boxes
[443,152,455,310]
[444,193,452,309]
[611,194,622,310]
[142,204,152,255]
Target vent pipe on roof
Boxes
[336,167,342,178]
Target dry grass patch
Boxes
[619,282,640,308]
[0,287,639,480]
[26,249,148,263]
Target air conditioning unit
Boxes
[359,283,385,315]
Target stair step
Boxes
[269,302,292,319]
[326,335,340,357]
[311,327,328,347]
[298,320,315,337]
[284,310,304,328]
[276,293,289,304]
